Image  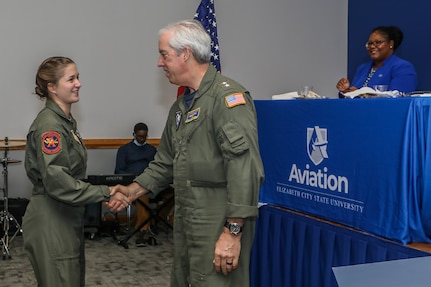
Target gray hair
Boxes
[159,19,211,64]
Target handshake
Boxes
[104,182,148,212]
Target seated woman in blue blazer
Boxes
[336,26,417,97]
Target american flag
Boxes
[225,93,246,108]
[194,0,221,72]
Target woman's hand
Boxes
[105,186,131,212]
[336,77,350,92]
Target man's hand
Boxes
[105,182,148,211]
[104,186,131,212]
[213,229,242,276]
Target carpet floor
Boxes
[0,226,173,287]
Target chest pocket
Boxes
[185,112,208,142]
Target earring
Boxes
[390,46,393,48]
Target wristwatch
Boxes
[224,220,243,235]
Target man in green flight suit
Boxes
[109,19,264,287]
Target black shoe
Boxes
[146,236,159,246]
[135,237,147,247]
[135,232,147,247]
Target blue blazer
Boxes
[351,54,418,93]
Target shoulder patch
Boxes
[225,93,246,108]
[42,131,61,154]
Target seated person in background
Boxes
[115,122,157,246]
[115,122,156,175]
[336,25,417,98]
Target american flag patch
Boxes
[225,93,246,108]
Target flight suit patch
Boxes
[225,93,246,108]
[42,131,61,154]
[71,129,82,145]
[176,111,182,130]
[185,108,200,123]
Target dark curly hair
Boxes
[134,122,149,133]
[371,26,403,51]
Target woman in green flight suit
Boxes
[22,56,128,287]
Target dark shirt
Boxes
[114,141,157,175]
[183,87,197,110]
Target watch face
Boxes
[230,223,242,235]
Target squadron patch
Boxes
[42,131,61,154]
[225,93,246,108]
[185,108,200,123]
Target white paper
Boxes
[272,90,326,100]
[342,87,400,98]
[272,91,299,100]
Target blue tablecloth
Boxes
[255,97,431,243]
[250,205,430,287]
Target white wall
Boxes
[0,0,348,199]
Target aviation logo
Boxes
[307,126,328,165]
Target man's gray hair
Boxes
[159,19,211,64]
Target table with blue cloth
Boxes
[255,97,431,244]
[250,97,431,287]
